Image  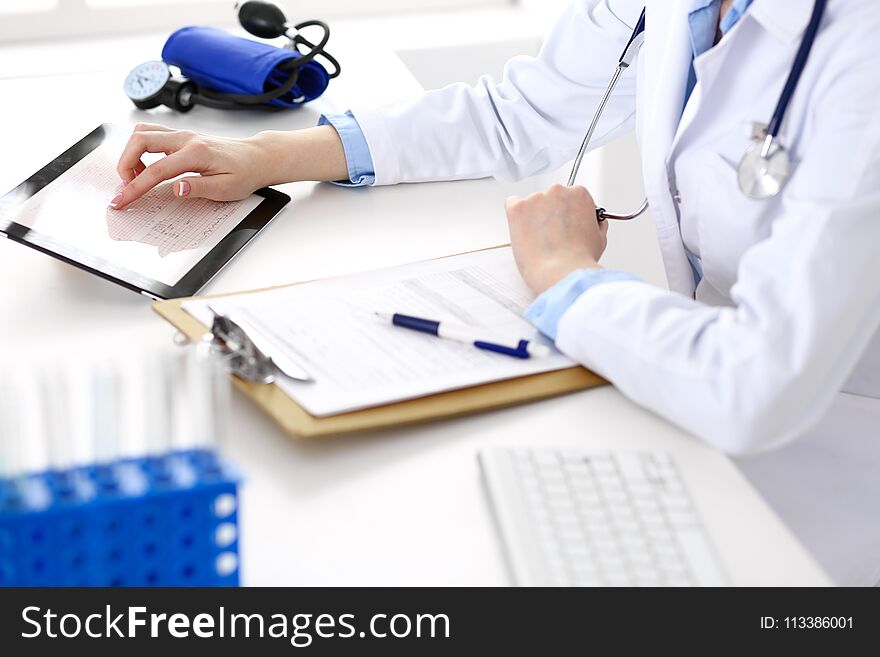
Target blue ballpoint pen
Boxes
[376,312,551,360]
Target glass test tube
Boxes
[0,381,20,479]
[90,362,122,465]
[39,364,73,472]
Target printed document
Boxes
[183,248,576,416]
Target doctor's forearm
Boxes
[253,126,349,185]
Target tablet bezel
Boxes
[0,124,290,300]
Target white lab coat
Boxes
[350,0,880,585]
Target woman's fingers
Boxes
[121,160,147,186]
[116,130,194,183]
[110,151,195,209]
[110,127,264,208]
[174,174,240,201]
[132,122,174,133]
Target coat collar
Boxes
[637,1,698,294]
[642,1,693,186]
[749,0,816,43]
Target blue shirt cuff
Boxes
[525,269,640,340]
[318,111,376,187]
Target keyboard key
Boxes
[644,518,671,534]
[634,563,660,579]
[634,496,661,513]
[600,558,629,577]
[541,474,567,490]
[667,509,700,528]
[574,491,602,507]
[621,536,649,554]
[609,508,637,524]
[564,544,593,561]
[675,529,728,586]
[628,481,657,498]
[655,541,680,558]
[534,451,559,467]
[629,552,655,569]
[607,572,633,587]
[591,458,618,476]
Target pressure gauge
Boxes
[124,61,171,105]
[123,61,196,112]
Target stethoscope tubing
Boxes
[567,9,648,221]
[566,64,626,189]
[766,0,827,138]
[569,0,826,219]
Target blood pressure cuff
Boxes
[162,26,330,107]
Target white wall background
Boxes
[0,0,513,41]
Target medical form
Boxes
[183,248,574,416]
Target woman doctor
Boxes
[112,0,880,585]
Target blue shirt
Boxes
[322,0,754,340]
[318,111,376,186]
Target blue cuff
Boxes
[525,269,640,340]
[318,111,376,187]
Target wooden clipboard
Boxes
[152,265,607,439]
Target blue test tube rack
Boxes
[0,449,240,587]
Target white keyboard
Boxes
[479,448,728,587]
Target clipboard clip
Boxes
[185,305,314,385]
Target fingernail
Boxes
[109,193,123,208]
[177,180,190,197]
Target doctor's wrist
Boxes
[250,126,349,186]
[526,257,602,296]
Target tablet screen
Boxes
[4,128,262,288]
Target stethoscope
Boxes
[569,0,827,221]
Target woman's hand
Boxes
[505,184,608,295]
[110,122,348,210]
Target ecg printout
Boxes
[8,134,262,286]
[184,248,575,417]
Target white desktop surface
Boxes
[0,32,829,586]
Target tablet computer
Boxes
[0,124,290,300]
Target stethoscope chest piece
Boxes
[569,0,826,215]
[737,136,791,200]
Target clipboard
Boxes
[151,256,608,439]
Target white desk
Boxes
[0,32,829,586]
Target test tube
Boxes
[202,343,230,450]
[0,380,21,480]
[90,362,122,465]
[13,370,45,476]
[143,351,175,456]
[38,364,73,472]
[180,345,227,450]
[209,349,232,452]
